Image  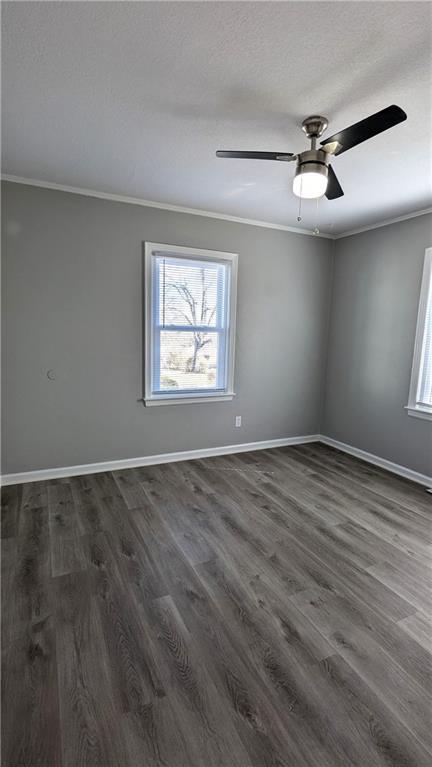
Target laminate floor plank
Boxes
[70,475,108,535]
[86,470,121,499]
[273,529,416,623]
[85,531,166,708]
[191,459,350,569]
[112,468,149,510]
[274,458,432,563]
[398,611,432,653]
[138,464,215,565]
[243,566,335,663]
[14,506,52,634]
[366,560,432,614]
[48,481,86,577]
[195,557,389,767]
[289,442,432,518]
[290,589,432,752]
[162,458,216,498]
[155,565,312,767]
[319,653,432,767]
[220,452,350,528]
[2,443,431,766]
[20,481,48,520]
[1,537,17,647]
[332,518,425,572]
[120,700,193,767]
[103,499,172,603]
[305,442,432,510]
[131,500,212,602]
[140,594,255,767]
[271,443,427,519]
[278,446,432,540]
[2,616,62,767]
[199,486,283,560]
[54,571,131,767]
[289,585,431,695]
[47,482,78,538]
[1,484,22,538]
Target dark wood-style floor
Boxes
[2,442,431,766]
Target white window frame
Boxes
[144,242,237,406]
[406,247,432,421]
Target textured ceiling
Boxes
[2,1,431,234]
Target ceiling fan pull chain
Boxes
[297,177,303,221]
[313,197,320,235]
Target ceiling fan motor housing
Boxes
[295,148,329,178]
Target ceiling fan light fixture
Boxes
[217,105,407,204]
[293,163,328,199]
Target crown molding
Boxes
[334,206,432,239]
[1,174,334,239]
[3,174,430,240]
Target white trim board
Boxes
[3,174,431,240]
[319,435,432,488]
[1,175,333,239]
[0,435,320,486]
[334,207,432,239]
[2,433,431,488]
[406,248,432,420]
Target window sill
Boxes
[405,405,432,421]
[144,392,235,407]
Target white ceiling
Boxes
[2,1,431,235]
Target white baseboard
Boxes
[319,435,432,488]
[2,433,430,489]
[0,434,320,486]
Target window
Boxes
[144,243,237,405]
[407,247,432,420]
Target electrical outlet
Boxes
[235,416,242,428]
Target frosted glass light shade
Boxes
[293,168,328,199]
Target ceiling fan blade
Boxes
[320,105,406,156]
[216,150,294,161]
[325,165,344,200]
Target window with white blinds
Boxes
[144,243,237,405]
[407,248,432,420]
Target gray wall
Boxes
[2,181,333,474]
[323,213,432,477]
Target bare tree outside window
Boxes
[145,245,237,402]
[156,261,219,391]
[168,268,216,372]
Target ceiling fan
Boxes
[216,105,407,201]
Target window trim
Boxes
[144,242,238,406]
[406,247,432,421]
